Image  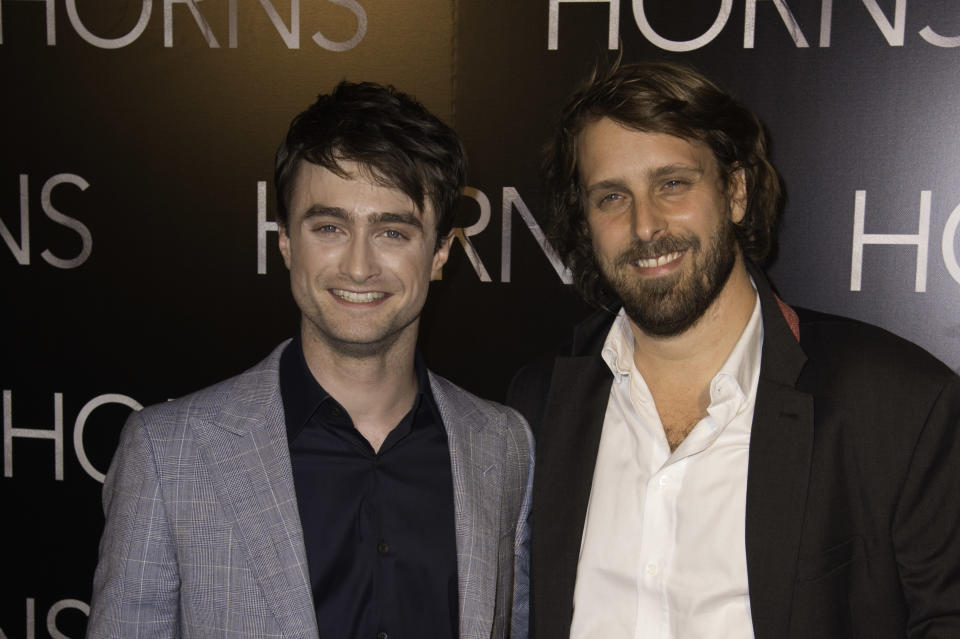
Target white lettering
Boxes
[312,0,366,51]
[919,23,960,48]
[258,0,300,48]
[74,394,142,483]
[257,180,278,274]
[501,187,571,284]
[744,0,808,49]
[47,599,89,639]
[3,390,64,481]
[1,174,30,264]
[40,174,93,269]
[548,0,620,50]
[851,190,930,292]
[65,0,151,49]
[164,0,219,48]
[454,187,493,282]
[861,0,905,46]
[819,0,833,47]
[26,597,34,639]
[941,200,960,285]
[635,0,732,52]
[228,0,238,47]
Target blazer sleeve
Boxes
[892,374,960,636]
[87,410,181,639]
[510,409,535,639]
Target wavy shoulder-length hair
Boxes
[543,60,783,307]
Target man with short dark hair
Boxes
[89,81,532,639]
[508,62,960,638]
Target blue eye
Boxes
[384,229,406,239]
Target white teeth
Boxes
[332,289,386,303]
[634,251,683,268]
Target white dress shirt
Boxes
[570,292,763,639]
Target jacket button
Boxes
[377,541,389,555]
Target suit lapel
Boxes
[533,352,612,638]
[197,345,319,639]
[745,270,815,638]
[430,373,502,639]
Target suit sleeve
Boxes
[893,374,960,637]
[87,410,181,639]
[509,410,534,639]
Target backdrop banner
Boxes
[2,1,958,636]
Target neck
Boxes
[299,322,420,451]
[630,255,756,390]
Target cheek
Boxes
[589,223,624,258]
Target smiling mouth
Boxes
[632,251,684,268]
[331,289,387,303]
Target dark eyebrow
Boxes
[649,163,704,180]
[369,211,423,230]
[302,205,349,221]
[301,206,423,231]
[584,164,705,196]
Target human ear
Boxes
[278,225,292,269]
[728,167,747,224]
[431,231,454,280]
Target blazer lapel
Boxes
[745,270,815,638]
[197,346,319,639]
[533,352,613,639]
[431,373,503,639]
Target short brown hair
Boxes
[275,81,466,249]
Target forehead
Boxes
[289,159,431,221]
[577,117,716,182]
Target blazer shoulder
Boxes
[796,307,955,383]
[429,373,532,444]
[506,306,616,434]
[506,355,557,437]
[134,340,289,439]
[793,309,960,434]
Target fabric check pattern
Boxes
[88,341,533,639]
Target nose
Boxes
[340,235,380,282]
[630,196,666,242]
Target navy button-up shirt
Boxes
[279,337,459,639]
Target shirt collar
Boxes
[279,333,438,444]
[599,283,764,422]
[708,286,762,423]
[600,310,637,378]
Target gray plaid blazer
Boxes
[88,342,533,639]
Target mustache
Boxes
[613,235,700,268]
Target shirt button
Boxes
[645,563,658,576]
[377,541,389,555]
[658,475,669,487]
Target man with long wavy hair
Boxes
[508,61,960,638]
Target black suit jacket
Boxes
[507,269,960,638]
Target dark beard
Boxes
[599,220,738,337]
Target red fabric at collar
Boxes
[775,295,800,342]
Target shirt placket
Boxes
[636,448,687,639]
[629,365,673,639]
